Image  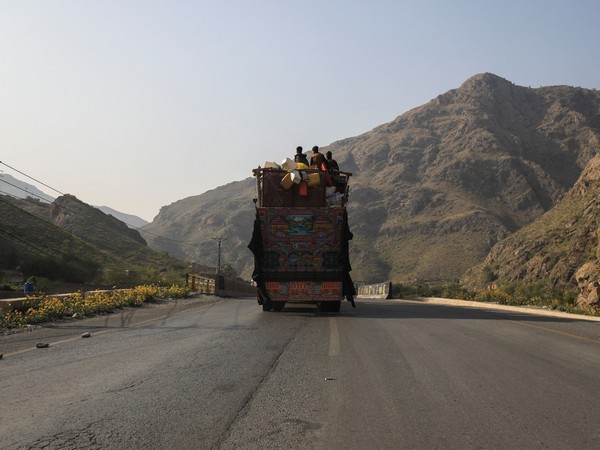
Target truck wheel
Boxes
[318,301,341,313]
[262,302,273,311]
[318,302,329,312]
[273,302,285,312]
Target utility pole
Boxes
[212,236,226,274]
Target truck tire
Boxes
[262,302,273,311]
[318,301,341,313]
[273,301,285,312]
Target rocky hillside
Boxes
[142,179,256,275]
[51,195,148,255]
[0,173,55,203]
[142,73,600,284]
[96,206,149,229]
[0,194,184,284]
[463,154,600,304]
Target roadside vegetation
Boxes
[1,284,190,331]
[391,282,599,316]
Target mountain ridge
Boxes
[0,193,185,286]
[0,172,149,229]
[142,73,600,288]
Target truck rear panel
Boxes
[248,167,354,310]
[257,206,346,302]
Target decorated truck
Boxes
[248,164,355,312]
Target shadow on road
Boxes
[272,300,596,324]
[353,300,597,323]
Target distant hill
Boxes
[142,73,600,291]
[0,194,185,286]
[96,206,149,229]
[0,173,55,203]
[141,179,256,276]
[0,171,148,229]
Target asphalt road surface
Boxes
[2,296,600,449]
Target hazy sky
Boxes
[1,1,599,221]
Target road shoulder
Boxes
[395,296,600,322]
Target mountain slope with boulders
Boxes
[463,153,600,305]
[142,179,256,275]
[142,73,600,288]
[0,194,185,285]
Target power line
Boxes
[0,191,133,253]
[0,224,57,259]
[0,165,230,281]
[0,178,54,203]
[0,160,172,239]
[0,160,208,257]
[0,196,110,260]
[0,160,65,196]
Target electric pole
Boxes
[212,236,226,274]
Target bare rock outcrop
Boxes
[574,229,600,308]
[466,154,600,303]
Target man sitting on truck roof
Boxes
[325,151,339,172]
[294,146,309,166]
[310,146,326,169]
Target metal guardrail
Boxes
[356,282,392,299]
[188,275,216,294]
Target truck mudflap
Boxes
[248,210,272,305]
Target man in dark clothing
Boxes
[310,145,326,169]
[325,151,339,172]
[294,146,309,166]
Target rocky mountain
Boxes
[0,194,184,284]
[0,173,55,203]
[142,179,256,276]
[0,173,148,229]
[51,195,148,253]
[463,153,600,305]
[142,73,600,286]
[96,206,149,229]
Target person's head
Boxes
[296,146,303,153]
[326,151,332,159]
[312,146,319,153]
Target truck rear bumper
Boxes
[264,280,344,302]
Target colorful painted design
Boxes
[286,215,314,235]
[258,207,345,273]
[265,281,343,301]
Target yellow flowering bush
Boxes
[473,290,513,304]
[1,284,190,329]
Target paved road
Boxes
[2,296,600,449]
